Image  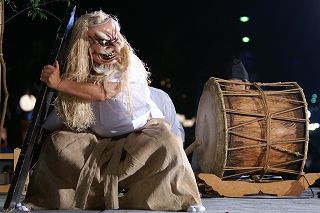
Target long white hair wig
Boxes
[54,10,148,131]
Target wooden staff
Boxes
[3,5,76,211]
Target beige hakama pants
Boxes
[24,119,202,211]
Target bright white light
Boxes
[182,118,196,127]
[240,16,249,22]
[176,113,196,127]
[308,123,319,131]
[19,94,36,112]
[176,113,186,122]
[242,37,250,43]
[307,110,311,119]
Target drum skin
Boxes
[195,77,309,180]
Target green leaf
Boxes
[27,10,33,17]
[40,13,47,20]
[32,12,37,20]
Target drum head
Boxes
[194,78,227,176]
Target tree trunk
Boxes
[0,1,9,140]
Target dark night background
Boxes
[2,1,320,172]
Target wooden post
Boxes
[185,138,202,156]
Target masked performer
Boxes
[22,10,204,212]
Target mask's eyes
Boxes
[98,39,110,47]
[112,37,121,45]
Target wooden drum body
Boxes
[195,77,309,180]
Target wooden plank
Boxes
[0,184,10,193]
[198,173,320,197]
[0,153,14,160]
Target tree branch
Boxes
[43,9,61,22]
[1,0,66,25]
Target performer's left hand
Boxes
[40,60,62,90]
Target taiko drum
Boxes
[194,77,309,180]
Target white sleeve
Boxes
[149,87,185,143]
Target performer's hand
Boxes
[40,60,62,90]
[104,82,121,99]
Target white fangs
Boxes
[100,54,114,61]
[99,51,116,61]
